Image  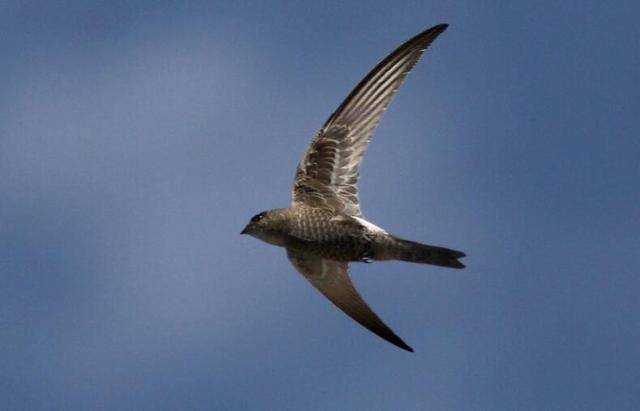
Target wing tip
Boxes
[435,23,449,31]
[404,23,449,55]
[387,333,414,352]
[399,342,415,353]
[423,23,449,38]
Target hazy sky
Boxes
[2,1,639,410]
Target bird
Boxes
[241,23,464,352]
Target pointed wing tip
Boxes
[386,334,414,352]
[406,23,449,54]
[430,24,449,40]
[399,342,414,353]
[424,23,449,37]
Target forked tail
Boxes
[373,236,466,269]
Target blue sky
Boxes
[2,1,639,410]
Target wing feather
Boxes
[287,249,413,352]
[292,24,448,216]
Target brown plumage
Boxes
[241,24,465,352]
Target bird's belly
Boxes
[287,237,371,262]
[285,211,372,261]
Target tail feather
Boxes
[374,236,466,269]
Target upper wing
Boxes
[292,24,449,217]
[286,248,413,352]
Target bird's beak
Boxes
[240,225,249,235]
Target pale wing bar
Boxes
[292,24,449,217]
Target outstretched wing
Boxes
[286,248,413,352]
[292,24,449,217]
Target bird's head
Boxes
[241,209,287,245]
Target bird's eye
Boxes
[251,213,264,223]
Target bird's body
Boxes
[241,24,465,352]
[250,207,464,267]
[252,207,373,261]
